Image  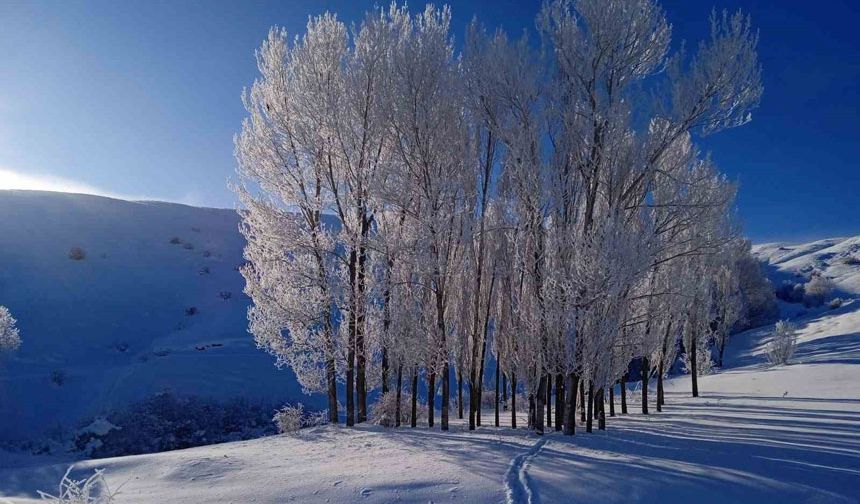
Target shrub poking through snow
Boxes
[272,403,328,434]
[169,236,182,244]
[273,404,304,435]
[828,297,844,310]
[767,320,798,366]
[803,275,835,307]
[68,247,86,260]
[38,466,117,503]
[370,391,427,427]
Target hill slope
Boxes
[0,190,313,441]
[754,236,860,295]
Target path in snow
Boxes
[504,437,548,504]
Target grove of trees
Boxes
[234,0,772,435]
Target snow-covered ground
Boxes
[2,297,858,503]
[754,236,860,295]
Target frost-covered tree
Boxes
[767,320,798,366]
[0,306,21,352]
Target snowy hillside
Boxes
[0,190,315,441]
[2,290,858,503]
[754,236,860,295]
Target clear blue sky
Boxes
[0,0,857,243]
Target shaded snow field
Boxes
[3,298,859,503]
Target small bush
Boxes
[776,281,805,303]
[828,297,844,310]
[68,247,86,261]
[273,404,304,435]
[50,369,67,387]
[169,236,182,245]
[219,291,232,300]
[182,242,194,250]
[199,266,210,275]
[767,320,798,366]
[803,275,835,307]
[185,306,197,316]
[370,391,428,427]
[38,466,117,503]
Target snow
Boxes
[3,295,858,503]
[0,190,319,441]
[754,236,860,295]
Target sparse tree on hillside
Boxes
[0,306,21,352]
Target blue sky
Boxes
[0,0,857,243]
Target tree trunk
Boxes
[395,364,403,427]
[468,378,477,431]
[563,373,578,436]
[608,384,615,417]
[555,373,564,431]
[381,347,389,396]
[356,242,368,424]
[641,356,649,415]
[579,380,586,423]
[546,374,552,429]
[457,366,463,420]
[718,340,726,368]
[346,338,355,427]
[326,357,338,424]
[495,360,500,427]
[428,371,435,428]
[410,368,418,428]
[621,372,628,414]
[535,375,546,435]
[511,372,517,429]
[690,332,699,398]
[657,358,664,412]
[586,381,594,433]
[597,388,606,430]
[442,362,450,430]
[528,393,535,430]
[502,373,508,411]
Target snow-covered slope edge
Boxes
[0,190,314,441]
[753,236,860,295]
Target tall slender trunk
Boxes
[494,360,500,427]
[563,373,578,435]
[395,364,403,427]
[428,372,436,428]
[579,380,586,423]
[381,347,389,396]
[535,376,546,435]
[410,368,418,428]
[718,340,726,368]
[586,381,594,433]
[511,373,517,429]
[502,373,508,410]
[641,356,650,415]
[528,394,535,429]
[657,359,665,412]
[327,357,338,424]
[457,366,463,419]
[597,388,606,430]
[356,238,368,424]
[555,373,564,431]
[690,332,699,398]
[346,251,357,427]
[546,374,552,428]
[442,362,450,430]
[621,372,628,414]
[608,385,615,417]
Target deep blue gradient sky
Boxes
[1,0,857,242]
